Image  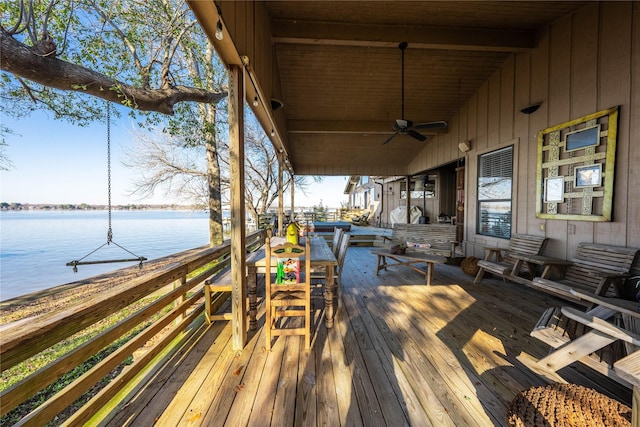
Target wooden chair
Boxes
[522,290,640,395]
[334,232,351,317]
[265,235,312,350]
[330,227,345,257]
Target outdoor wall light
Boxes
[252,96,259,107]
[520,102,542,115]
[458,140,471,152]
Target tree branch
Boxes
[1,29,227,115]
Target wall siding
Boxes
[408,2,639,259]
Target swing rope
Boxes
[67,102,147,272]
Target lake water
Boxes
[0,210,213,301]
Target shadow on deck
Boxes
[106,246,631,426]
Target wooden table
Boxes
[510,254,573,279]
[483,246,504,262]
[371,250,446,286]
[246,236,338,329]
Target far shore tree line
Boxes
[0,202,206,211]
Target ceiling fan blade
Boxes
[382,132,400,145]
[407,129,427,141]
[413,120,448,130]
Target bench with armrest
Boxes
[473,234,548,285]
[204,265,233,323]
[528,242,639,305]
[378,223,459,258]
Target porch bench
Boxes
[371,249,446,286]
[528,242,639,305]
[204,266,233,323]
[378,223,459,258]
[473,234,548,285]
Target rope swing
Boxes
[67,102,147,272]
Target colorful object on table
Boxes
[286,222,300,244]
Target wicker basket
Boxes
[507,383,631,427]
[460,256,480,276]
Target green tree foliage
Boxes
[1,0,228,244]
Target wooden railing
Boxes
[0,229,265,426]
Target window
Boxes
[360,176,369,185]
[400,175,437,199]
[477,146,513,239]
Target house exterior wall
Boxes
[407,2,639,259]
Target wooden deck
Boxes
[104,247,631,426]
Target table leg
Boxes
[510,259,524,276]
[248,266,257,331]
[376,254,386,275]
[426,262,433,286]
[324,265,335,328]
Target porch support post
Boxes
[406,175,411,223]
[228,64,247,350]
[278,155,284,236]
[290,172,295,223]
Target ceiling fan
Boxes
[382,42,448,145]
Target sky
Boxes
[1,110,350,209]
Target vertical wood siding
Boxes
[411,2,639,259]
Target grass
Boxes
[0,292,190,426]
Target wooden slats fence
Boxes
[0,230,265,426]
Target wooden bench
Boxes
[204,264,233,323]
[529,242,639,305]
[473,234,548,285]
[378,223,459,258]
[371,250,446,286]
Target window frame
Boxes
[476,145,514,239]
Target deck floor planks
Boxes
[172,327,237,426]
[294,335,317,426]
[340,291,434,426]
[314,323,341,426]
[334,289,410,427]
[106,320,222,426]
[223,327,268,426]
[270,334,301,426]
[343,270,455,426]
[325,313,365,427]
[245,327,287,426]
[328,299,386,427]
[103,246,633,426]
[200,324,264,426]
[353,280,497,425]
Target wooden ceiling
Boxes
[190,1,591,176]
